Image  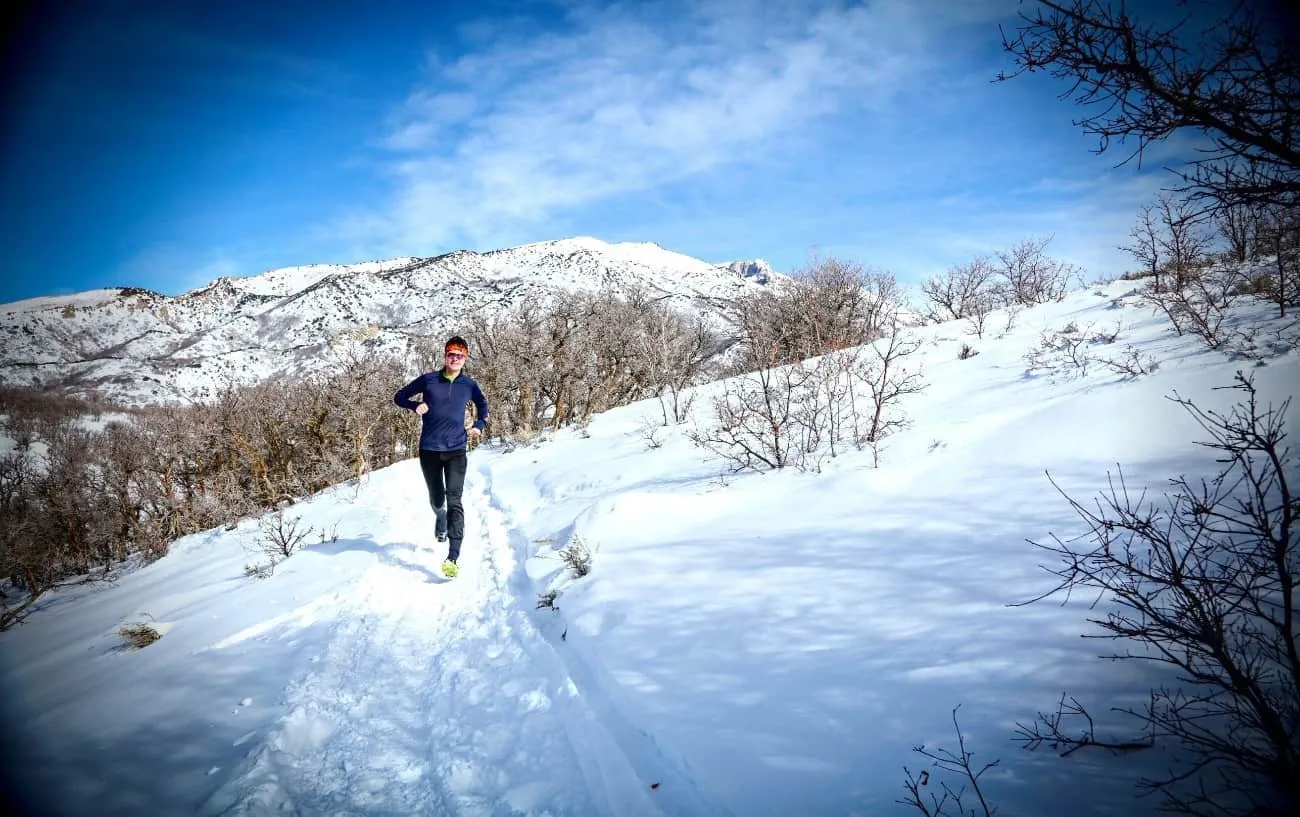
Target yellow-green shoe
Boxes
[441,559,459,579]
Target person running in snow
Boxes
[393,335,489,578]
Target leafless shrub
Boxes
[964,291,1000,339]
[925,238,1080,329]
[500,428,543,452]
[997,303,1023,338]
[1124,203,1166,283]
[558,536,596,578]
[855,329,927,467]
[1216,202,1262,264]
[470,287,721,435]
[0,358,420,586]
[792,349,864,469]
[690,318,925,472]
[1099,346,1158,379]
[0,385,83,451]
[688,364,806,472]
[639,415,664,450]
[1144,265,1244,349]
[1024,330,1092,379]
[259,513,313,561]
[995,235,1081,305]
[1016,373,1299,815]
[921,256,1004,324]
[328,347,410,482]
[899,706,998,817]
[574,415,592,439]
[1255,205,1300,318]
[536,589,560,610]
[1154,196,1216,293]
[958,344,979,360]
[639,308,713,426]
[118,622,161,650]
[1089,321,1123,345]
[732,257,900,369]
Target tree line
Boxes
[0,350,411,628]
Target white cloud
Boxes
[346,0,1010,255]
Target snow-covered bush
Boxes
[558,536,596,579]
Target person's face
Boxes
[444,348,467,374]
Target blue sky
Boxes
[2,0,1180,303]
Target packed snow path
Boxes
[203,458,725,817]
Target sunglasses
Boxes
[445,351,466,360]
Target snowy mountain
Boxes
[0,238,778,406]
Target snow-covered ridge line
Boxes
[0,237,778,406]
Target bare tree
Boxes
[1256,205,1300,317]
[853,325,927,467]
[1154,194,1215,292]
[1146,264,1243,349]
[995,235,1080,305]
[799,349,862,464]
[1016,373,1298,816]
[259,513,313,561]
[999,0,1300,213]
[1123,201,1166,284]
[1133,194,1240,346]
[921,256,1005,324]
[688,363,808,472]
[1215,202,1261,264]
[468,287,720,438]
[732,256,900,369]
[635,302,719,426]
[965,289,1001,340]
[326,348,410,482]
[468,301,552,441]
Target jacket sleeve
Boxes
[471,381,489,431]
[394,374,426,410]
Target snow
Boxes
[0,288,126,314]
[212,259,422,298]
[1,281,1297,816]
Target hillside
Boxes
[0,238,776,406]
[0,281,1295,817]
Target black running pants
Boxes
[418,449,468,560]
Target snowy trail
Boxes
[202,458,724,817]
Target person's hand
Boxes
[415,403,429,416]
[468,427,482,443]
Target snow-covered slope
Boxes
[0,238,776,406]
[1,282,1295,816]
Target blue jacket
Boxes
[394,370,489,452]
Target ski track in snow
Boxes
[202,459,716,817]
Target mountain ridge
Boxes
[0,238,777,406]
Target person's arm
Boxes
[471,381,489,432]
[394,374,426,410]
